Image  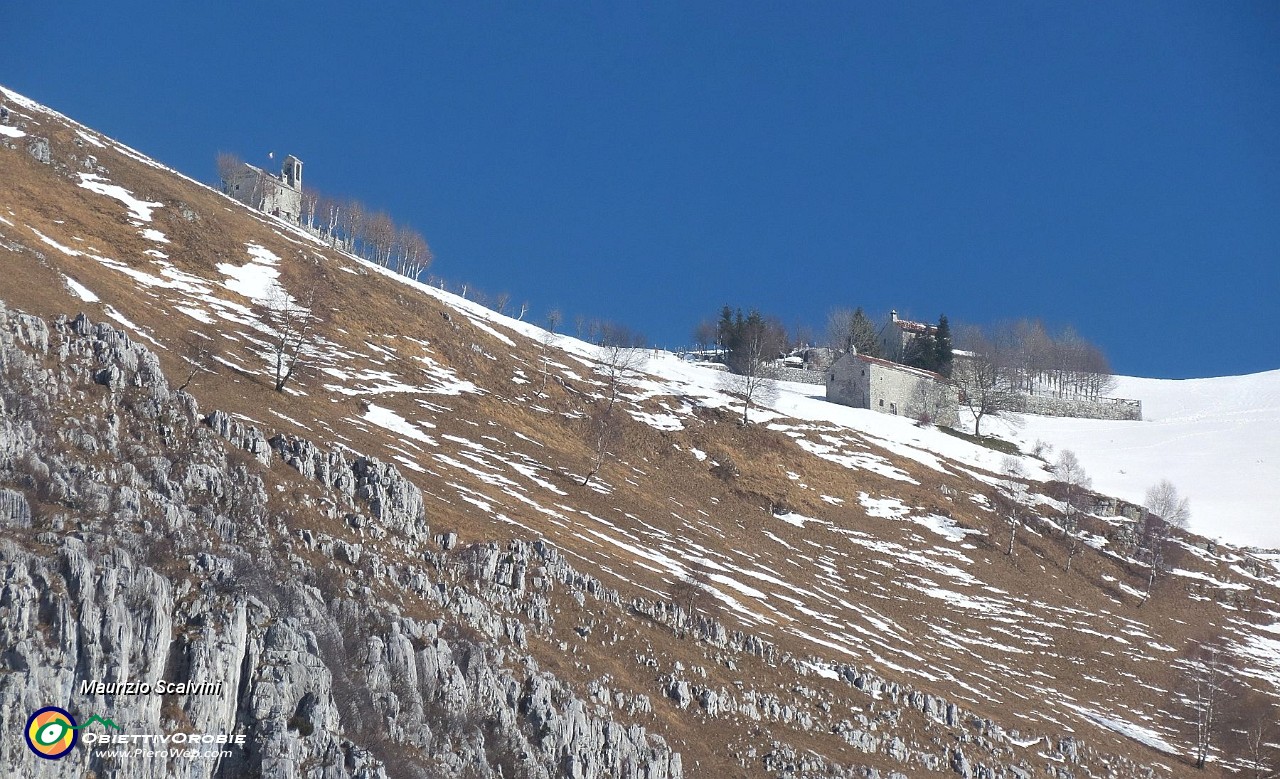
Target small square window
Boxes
[878,399,884,407]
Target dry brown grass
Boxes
[1,101,1270,777]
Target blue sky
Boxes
[2,2,1277,378]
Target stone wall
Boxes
[774,366,825,385]
[1012,394,1142,421]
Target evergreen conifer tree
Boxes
[934,315,953,377]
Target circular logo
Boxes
[25,707,78,759]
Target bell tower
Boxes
[282,155,303,190]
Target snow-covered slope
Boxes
[972,372,1280,549]
[340,246,1280,552]
[434,291,1280,550]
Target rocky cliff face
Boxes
[0,301,682,779]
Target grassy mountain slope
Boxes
[2,83,1278,777]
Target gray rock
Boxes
[27,136,50,164]
[0,301,683,779]
[0,488,31,527]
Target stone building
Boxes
[878,310,936,362]
[225,155,303,222]
[826,351,960,426]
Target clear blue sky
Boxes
[3,2,1277,378]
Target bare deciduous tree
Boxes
[1145,479,1191,529]
[826,306,880,357]
[691,318,718,355]
[1052,450,1092,572]
[1227,691,1279,779]
[366,211,396,266]
[341,199,366,254]
[263,263,328,393]
[670,568,719,635]
[176,336,220,393]
[720,309,786,425]
[953,325,1021,436]
[996,456,1028,556]
[580,323,646,487]
[539,309,563,392]
[215,151,243,191]
[396,229,433,280]
[1178,643,1240,769]
[908,380,951,427]
[300,189,319,230]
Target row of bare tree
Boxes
[216,152,434,282]
[303,192,433,280]
[951,320,1119,435]
[964,319,1117,401]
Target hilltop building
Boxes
[879,310,937,363]
[225,155,303,222]
[826,351,960,426]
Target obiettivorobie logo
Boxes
[25,707,121,759]
[24,704,246,762]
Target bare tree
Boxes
[540,309,563,392]
[176,336,220,393]
[315,192,341,244]
[826,306,880,357]
[494,292,511,316]
[1228,692,1279,779]
[986,318,1117,401]
[1178,643,1239,769]
[908,380,952,427]
[953,325,1021,436]
[300,189,319,231]
[263,263,328,393]
[216,151,243,192]
[341,199,366,254]
[366,211,396,266]
[580,323,646,487]
[396,229,433,280]
[691,318,718,355]
[1052,450,1092,572]
[670,568,719,635]
[996,457,1028,556]
[1145,479,1191,529]
[720,309,786,425]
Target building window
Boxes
[878,399,884,407]
[890,403,897,414]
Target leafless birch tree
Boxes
[1052,450,1092,572]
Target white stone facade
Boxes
[878,310,936,362]
[826,352,960,426]
[226,155,303,222]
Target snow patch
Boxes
[64,277,98,302]
[76,173,163,222]
[362,404,434,444]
